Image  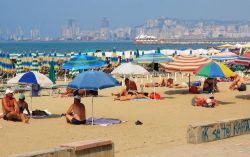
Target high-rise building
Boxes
[30,28,40,40]
[101,17,109,28]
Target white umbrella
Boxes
[7,72,53,87]
[111,62,149,75]
[7,72,53,116]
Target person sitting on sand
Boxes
[114,91,148,101]
[203,78,219,93]
[17,93,30,123]
[66,95,86,125]
[112,78,137,97]
[229,74,247,91]
[1,89,22,122]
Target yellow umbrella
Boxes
[217,44,234,49]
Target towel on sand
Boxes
[85,117,126,126]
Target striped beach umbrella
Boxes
[31,53,39,72]
[210,51,238,62]
[3,53,14,73]
[62,54,106,70]
[160,55,212,72]
[233,51,250,65]
[16,53,23,74]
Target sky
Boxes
[0,0,250,37]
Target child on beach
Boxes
[17,93,30,123]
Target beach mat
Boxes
[133,98,151,101]
[85,117,126,126]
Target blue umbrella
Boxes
[68,71,119,90]
[68,71,119,124]
[62,55,105,70]
[134,53,171,63]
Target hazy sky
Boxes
[1,0,250,36]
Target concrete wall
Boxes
[187,117,250,144]
[9,140,114,157]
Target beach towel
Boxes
[133,98,151,101]
[85,117,126,126]
[24,109,52,118]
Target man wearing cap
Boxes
[1,88,21,121]
[66,95,86,125]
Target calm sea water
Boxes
[0,41,218,53]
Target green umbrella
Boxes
[16,53,23,74]
[49,61,56,83]
[31,53,39,72]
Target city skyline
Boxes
[1,0,250,37]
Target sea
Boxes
[0,41,219,53]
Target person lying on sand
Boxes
[229,74,247,91]
[66,95,86,125]
[1,89,25,123]
[112,78,137,97]
[114,91,148,101]
[192,95,218,107]
[61,88,98,97]
[17,93,30,123]
[141,78,188,88]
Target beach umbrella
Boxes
[7,71,53,87]
[7,71,53,114]
[111,62,149,75]
[233,51,250,65]
[16,53,23,74]
[134,53,171,64]
[160,55,212,88]
[242,43,250,48]
[194,62,235,78]
[31,53,39,72]
[62,54,106,70]
[68,71,119,124]
[217,44,234,49]
[210,51,239,62]
[49,61,56,83]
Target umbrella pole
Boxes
[188,73,191,91]
[64,70,66,82]
[30,85,33,117]
[91,96,94,125]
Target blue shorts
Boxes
[71,118,86,125]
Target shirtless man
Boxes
[229,74,247,91]
[66,95,86,125]
[112,78,137,97]
[1,89,21,122]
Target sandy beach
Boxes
[1,76,250,157]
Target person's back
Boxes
[72,102,86,121]
[129,80,137,91]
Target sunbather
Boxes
[17,93,30,123]
[66,95,86,125]
[142,78,188,88]
[229,74,247,91]
[114,91,148,101]
[112,78,137,97]
[1,89,22,122]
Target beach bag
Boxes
[149,92,161,100]
[189,86,198,93]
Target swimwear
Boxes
[71,118,86,125]
[238,83,246,91]
[19,103,25,113]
